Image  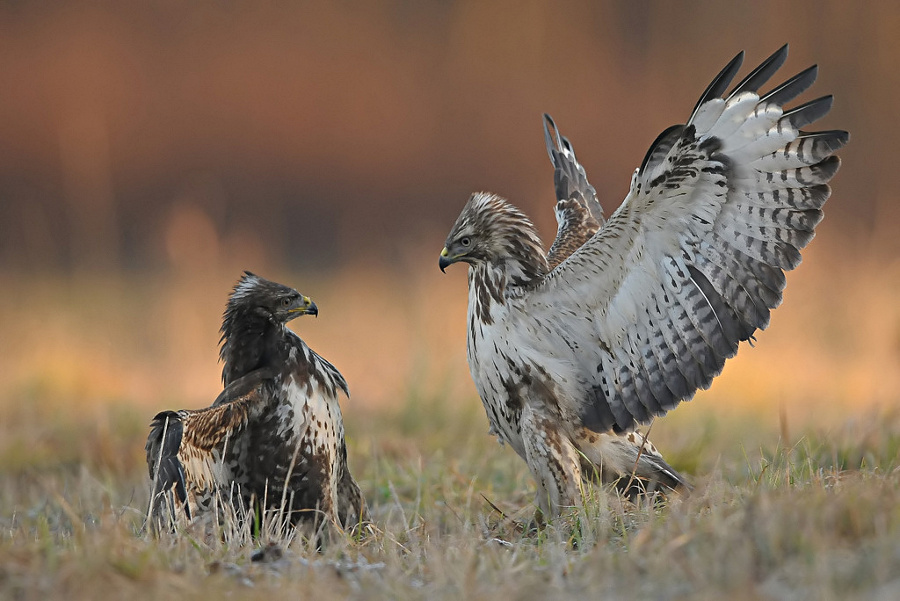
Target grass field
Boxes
[1,250,898,600]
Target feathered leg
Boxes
[521,403,583,519]
[335,442,369,530]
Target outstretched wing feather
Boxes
[146,372,272,517]
[727,44,788,97]
[543,114,604,269]
[524,48,846,433]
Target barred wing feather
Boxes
[544,114,604,269]
[526,45,848,433]
[146,369,275,520]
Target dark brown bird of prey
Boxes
[439,46,847,518]
[146,272,366,532]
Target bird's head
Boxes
[440,192,547,280]
[219,272,318,385]
[225,271,318,327]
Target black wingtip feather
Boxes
[782,95,834,129]
[805,184,833,210]
[728,44,789,97]
[811,155,842,183]
[146,411,189,517]
[689,50,745,123]
[761,64,818,107]
[639,124,686,176]
[543,113,561,164]
[807,129,850,149]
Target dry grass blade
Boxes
[0,263,898,599]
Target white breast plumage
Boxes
[466,281,528,458]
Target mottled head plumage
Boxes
[219,272,317,384]
[224,272,317,324]
[440,192,548,284]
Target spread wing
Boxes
[544,114,605,269]
[145,368,275,520]
[524,45,848,433]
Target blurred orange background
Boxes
[0,1,897,436]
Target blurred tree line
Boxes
[0,1,894,274]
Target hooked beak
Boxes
[439,247,454,273]
[290,296,318,318]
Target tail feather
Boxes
[575,429,689,498]
[145,410,190,528]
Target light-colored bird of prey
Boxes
[439,46,847,518]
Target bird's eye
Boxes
[281,297,292,307]
[460,237,471,247]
